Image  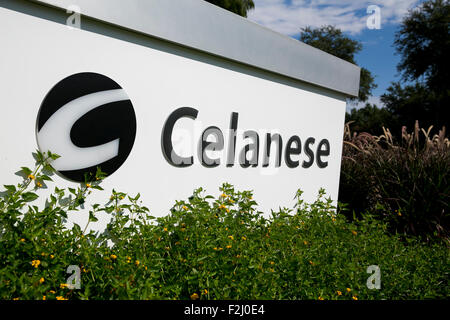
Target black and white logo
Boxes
[36,72,137,182]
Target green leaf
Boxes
[4,185,16,193]
[20,167,32,176]
[40,175,53,182]
[197,256,209,262]
[48,151,60,160]
[59,209,68,218]
[104,206,115,214]
[89,211,98,222]
[21,192,39,202]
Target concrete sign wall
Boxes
[0,0,360,230]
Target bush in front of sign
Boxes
[0,151,448,300]
[340,121,450,241]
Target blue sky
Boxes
[247,0,424,110]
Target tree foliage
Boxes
[346,104,395,136]
[204,0,255,17]
[299,26,377,102]
[383,0,449,131]
[395,0,450,91]
[381,82,443,131]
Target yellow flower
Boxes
[20,238,25,242]
[49,290,56,294]
[228,235,234,240]
[202,289,208,295]
[56,296,68,300]
[182,205,188,211]
[269,261,275,265]
[351,230,358,236]
[397,211,402,217]
[31,260,41,268]
[226,245,232,249]
[303,240,308,245]
[36,181,43,188]
[60,283,68,289]
[110,254,117,260]
[13,297,19,300]
[226,208,230,213]
[346,288,351,293]
[163,227,168,232]
[135,260,140,266]
[213,247,218,251]
[220,193,228,198]
[242,236,247,241]
[86,184,92,188]
[42,296,46,300]
[28,174,35,180]
[309,260,315,266]
[39,277,45,284]
[318,296,324,300]
[190,293,199,300]
[337,290,342,296]
[219,204,226,210]
[352,296,358,300]
[50,254,54,259]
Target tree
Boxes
[346,104,396,136]
[381,82,440,131]
[382,0,449,131]
[395,0,449,92]
[299,26,377,102]
[205,0,255,17]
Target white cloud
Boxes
[346,96,385,112]
[248,0,420,36]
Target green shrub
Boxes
[340,122,450,241]
[0,151,448,300]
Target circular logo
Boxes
[36,72,137,183]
